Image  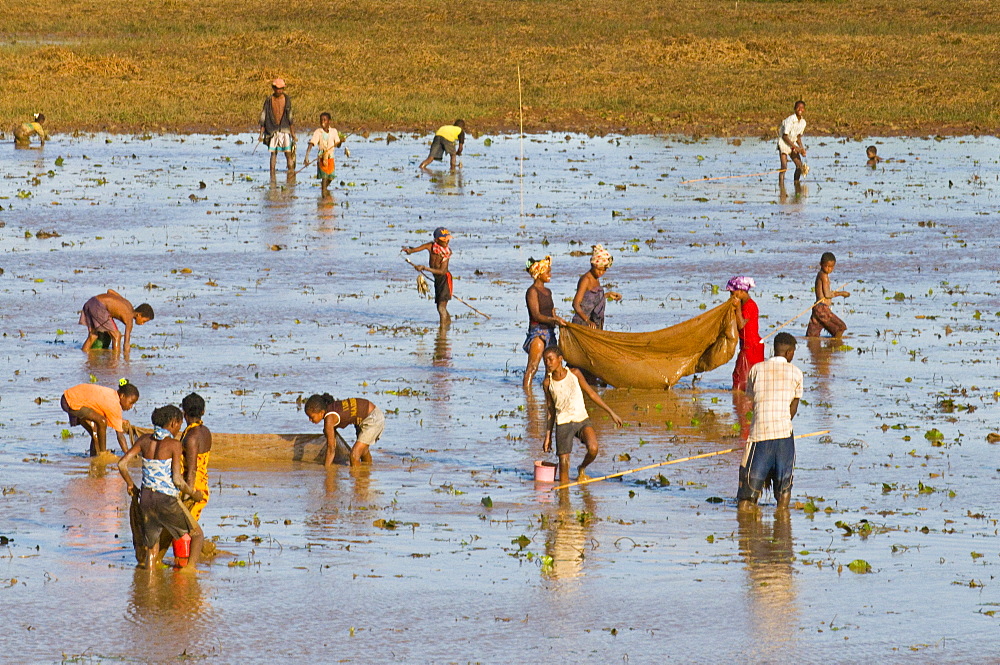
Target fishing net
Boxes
[127,426,351,465]
[558,300,739,389]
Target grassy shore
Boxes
[1,0,997,136]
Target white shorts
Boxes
[268,131,293,152]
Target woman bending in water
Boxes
[572,244,621,330]
[727,276,764,392]
[304,394,384,467]
[14,113,49,147]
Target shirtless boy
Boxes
[523,256,567,389]
[806,252,850,338]
[79,289,154,356]
[402,228,453,325]
[542,347,623,482]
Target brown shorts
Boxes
[140,488,191,548]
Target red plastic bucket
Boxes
[173,533,191,558]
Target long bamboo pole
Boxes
[758,282,850,343]
[680,169,786,184]
[551,430,830,490]
[402,257,491,319]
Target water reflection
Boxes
[737,510,798,655]
[542,488,598,583]
[432,324,451,368]
[806,337,840,407]
[126,567,210,656]
[778,180,807,205]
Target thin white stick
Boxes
[518,64,525,219]
[759,281,850,343]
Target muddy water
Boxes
[1,132,999,663]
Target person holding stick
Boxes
[259,78,295,176]
[738,332,803,512]
[302,112,342,195]
[727,276,765,392]
[523,256,567,390]
[777,101,807,184]
[402,227,453,325]
[806,252,850,337]
[542,347,623,483]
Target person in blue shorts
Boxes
[737,332,803,512]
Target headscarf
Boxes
[591,244,613,269]
[526,256,551,279]
[725,276,756,292]
[152,426,172,441]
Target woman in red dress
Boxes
[727,276,765,392]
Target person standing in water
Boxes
[572,244,621,330]
[806,252,850,338]
[118,405,204,571]
[180,393,212,524]
[78,289,154,357]
[13,113,49,147]
[304,394,385,467]
[418,119,465,170]
[777,101,807,183]
[542,347,623,482]
[738,333,803,513]
[402,227,453,325]
[727,276,765,392]
[259,78,295,175]
[302,112,342,196]
[523,256,567,390]
[60,379,139,456]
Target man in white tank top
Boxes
[541,347,623,482]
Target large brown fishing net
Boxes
[558,300,739,388]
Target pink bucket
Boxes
[534,460,557,483]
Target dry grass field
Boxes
[1,0,997,136]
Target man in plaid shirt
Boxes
[738,332,803,512]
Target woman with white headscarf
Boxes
[572,244,621,330]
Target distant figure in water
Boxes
[418,119,465,170]
[523,256,567,390]
[78,289,154,356]
[728,276,764,392]
[118,405,204,571]
[806,252,850,338]
[738,333,802,513]
[13,113,49,147]
[572,244,621,330]
[541,347,623,482]
[777,101,807,183]
[866,145,882,168]
[180,393,212,524]
[402,227,453,326]
[259,78,295,176]
[302,112,342,195]
[304,394,385,467]
[60,379,139,455]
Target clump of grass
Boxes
[1,0,997,135]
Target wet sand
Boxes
[1,133,999,662]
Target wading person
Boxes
[402,227,453,325]
[866,145,882,168]
[259,78,295,175]
[806,252,850,338]
[304,394,385,467]
[418,119,465,170]
[523,256,567,390]
[180,393,212,524]
[303,112,342,195]
[727,276,764,392]
[78,289,154,356]
[118,405,204,571]
[542,347,623,482]
[60,379,139,456]
[778,101,807,183]
[737,332,803,512]
[13,113,49,147]
[572,244,621,330]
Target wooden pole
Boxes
[759,282,850,343]
[680,169,786,185]
[402,257,491,319]
[517,64,525,219]
[551,430,830,490]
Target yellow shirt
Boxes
[436,125,464,143]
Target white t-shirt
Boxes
[309,128,340,155]
[547,369,590,425]
[777,114,806,154]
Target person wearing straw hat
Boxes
[727,276,765,392]
[738,332,803,513]
[777,100,808,183]
[402,227,454,325]
[572,244,621,330]
[523,256,567,390]
[259,78,295,175]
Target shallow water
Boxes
[1,132,999,663]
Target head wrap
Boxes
[433,227,451,240]
[152,426,171,441]
[725,276,756,292]
[526,256,551,279]
[590,244,613,269]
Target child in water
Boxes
[806,252,850,337]
[402,228,453,325]
[304,394,385,466]
[302,112,342,195]
[14,113,49,147]
[866,145,882,168]
[60,378,139,455]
